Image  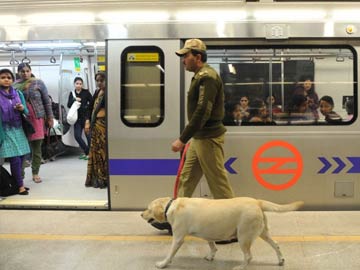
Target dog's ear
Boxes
[153,202,166,223]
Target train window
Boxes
[120,46,164,127]
[207,46,357,126]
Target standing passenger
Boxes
[13,63,54,183]
[84,72,107,188]
[293,75,319,120]
[67,77,93,159]
[0,69,30,194]
[172,39,235,199]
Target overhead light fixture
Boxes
[83,41,105,48]
[332,10,360,22]
[25,12,94,25]
[228,64,236,74]
[0,15,20,25]
[324,21,334,37]
[176,10,246,22]
[254,9,326,21]
[98,11,169,23]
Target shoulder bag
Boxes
[21,113,35,137]
[66,91,81,125]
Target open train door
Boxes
[107,40,182,209]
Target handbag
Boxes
[66,91,81,125]
[21,113,35,137]
[41,128,67,160]
[0,165,18,197]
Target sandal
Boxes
[32,175,42,183]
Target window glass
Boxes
[207,46,356,126]
[121,46,164,127]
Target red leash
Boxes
[173,143,190,198]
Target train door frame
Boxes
[107,39,183,210]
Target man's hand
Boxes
[171,139,185,152]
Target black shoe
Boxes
[150,222,172,235]
[25,187,30,191]
[18,190,29,195]
[215,238,238,245]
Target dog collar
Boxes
[164,198,175,221]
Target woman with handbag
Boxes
[67,77,93,160]
[84,72,107,188]
[13,63,54,183]
[0,69,31,195]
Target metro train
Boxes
[1,0,360,210]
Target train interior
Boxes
[0,41,108,209]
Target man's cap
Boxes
[175,39,207,56]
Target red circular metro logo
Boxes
[252,140,303,191]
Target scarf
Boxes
[0,86,22,128]
[13,78,36,100]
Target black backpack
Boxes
[0,165,18,196]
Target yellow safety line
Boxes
[1,234,360,242]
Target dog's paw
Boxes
[155,260,168,269]
[233,264,248,270]
[204,254,215,261]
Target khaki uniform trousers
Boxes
[177,133,235,199]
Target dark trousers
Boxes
[9,155,24,188]
[74,119,90,155]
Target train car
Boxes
[0,0,360,210]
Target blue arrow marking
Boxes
[318,157,331,174]
[225,157,237,174]
[332,157,346,174]
[347,157,360,173]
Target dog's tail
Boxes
[258,200,304,212]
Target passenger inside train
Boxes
[265,95,282,120]
[293,75,320,120]
[286,94,316,124]
[223,102,242,126]
[220,47,354,126]
[242,98,276,125]
[319,95,342,123]
[345,97,354,121]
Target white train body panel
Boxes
[0,1,360,209]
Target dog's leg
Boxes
[233,239,253,270]
[260,216,284,266]
[155,234,185,269]
[204,241,217,261]
[233,223,257,270]
[260,231,284,266]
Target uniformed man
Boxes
[172,38,235,199]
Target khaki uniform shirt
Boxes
[180,63,226,143]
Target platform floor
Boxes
[0,149,107,209]
[0,210,359,270]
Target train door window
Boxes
[207,46,356,126]
[120,46,164,127]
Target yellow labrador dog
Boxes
[141,197,304,269]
